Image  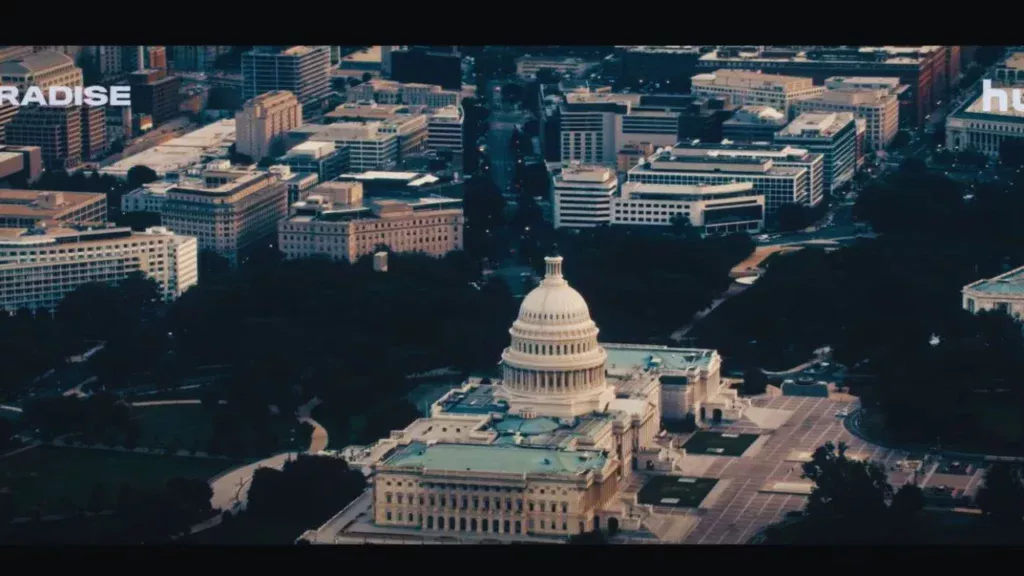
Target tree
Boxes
[976,462,1024,526]
[889,483,925,519]
[535,67,561,84]
[126,165,159,190]
[246,454,366,527]
[771,203,812,233]
[361,72,372,83]
[76,49,101,86]
[801,441,891,522]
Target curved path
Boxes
[204,398,329,520]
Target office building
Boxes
[390,48,462,90]
[99,120,236,180]
[426,106,463,155]
[279,190,463,263]
[945,88,1024,158]
[324,105,428,163]
[0,190,106,228]
[515,57,600,80]
[95,46,123,79]
[160,168,289,267]
[6,106,83,171]
[696,46,954,126]
[559,92,638,165]
[123,46,146,73]
[0,145,43,186]
[691,69,825,117]
[552,164,618,229]
[242,46,332,121]
[722,106,788,143]
[775,112,857,195]
[0,46,35,64]
[128,69,182,126]
[671,141,825,208]
[617,179,763,235]
[963,265,1024,319]
[627,147,807,214]
[287,122,400,172]
[0,51,85,141]
[790,83,900,151]
[617,142,655,172]
[235,91,304,162]
[0,225,197,312]
[279,140,349,185]
[121,181,173,214]
[347,80,464,109]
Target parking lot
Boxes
[638,395,930,544]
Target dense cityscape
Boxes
[1,44,1024,546]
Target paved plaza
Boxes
[633,395,934,544]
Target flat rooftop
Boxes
[965,266,1024,295]
[100,120,237,178]
[956,90,1024,121]
[0,190,104,218]
[342,46,382,64]
[383,441,607,477]
[700,47,938,66]
[778,112,854,137]
[604,344,717,373]
[438,385,508,415]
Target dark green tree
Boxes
[976,462,1024,527]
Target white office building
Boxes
[670,141,825,208]
[691,70,824,117]
[427,106,464,154]
[774,112,857,195]
[628,147,807,215]
[616,180,763,235]
[559,92,640,165]
[552,165,618,229]
[0,225,197,312]
[289,122,400,172]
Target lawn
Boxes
[682,431,760,457]
[637,475,718,508]
[0,445,236,516]
[104,405,308,454]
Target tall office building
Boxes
[242,46,332,121]
[160,168,289,267]
[0,51,85,141]
[6,106,83,171]
[552,164,618,229]
[235,91,304,162]
[774,112,857,195]
[128,69,182,126]
[0,225,198,312]
[426,106,464,155]
[559,92,638,165]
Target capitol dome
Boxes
[498,256,614,419]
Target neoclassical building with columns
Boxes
[346,255,743,542]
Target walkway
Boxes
[201,397,329,531]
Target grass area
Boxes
[637,476,718,508]
[0,445,236,516]
[184,515,308,545]
[125,385,208,402]
[682,431,760,457]
[757,251,789,270]
[0,408,20,422]
[132,405,213,452]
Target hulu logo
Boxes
[981,79,1024,113]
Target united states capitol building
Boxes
[320,255,747,543]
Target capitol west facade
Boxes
[339,256,747,542]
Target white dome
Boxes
[517,257,591,327]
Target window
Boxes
[386,511,392,521]
[385,493,392,503]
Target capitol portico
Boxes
[332,254,747,542]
